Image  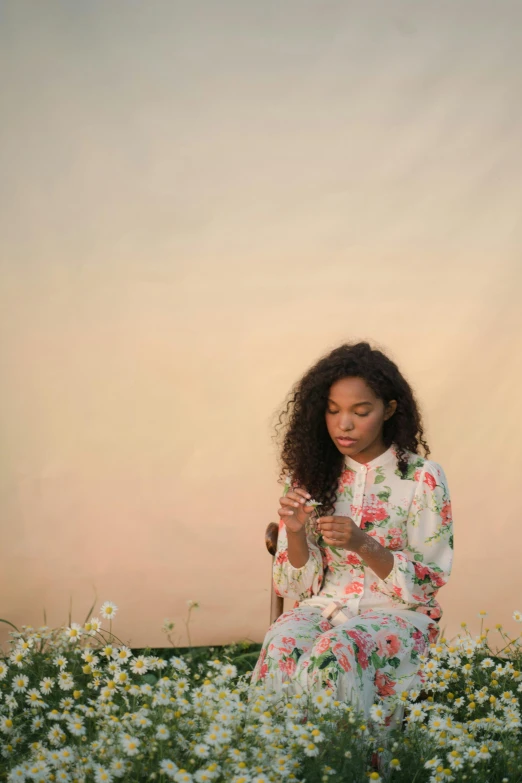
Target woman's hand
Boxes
[317,515,364,551]
[278,487,318,534]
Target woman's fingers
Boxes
[317,515,355,529]
[280,496,301,510]
[294,487,312,500]
[286,489,311,505]
[319,522,344,531]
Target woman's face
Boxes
[324,376,397,464]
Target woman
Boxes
[250,341,454,730]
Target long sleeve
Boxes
[374,461,454,618]
[272,479,324,602]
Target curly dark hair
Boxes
[274,341,430,515]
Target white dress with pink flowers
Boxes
[250,444,453,728]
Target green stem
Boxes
[495,633,522,656]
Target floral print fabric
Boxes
[250,444,453,724]
[272,444,453,640]
[250,605,430,729]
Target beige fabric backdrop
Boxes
[1,1,522,650]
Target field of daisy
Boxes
[1,601,522,783]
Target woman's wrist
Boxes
[286,525,310,568]
[352,531,394,581]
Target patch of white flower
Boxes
[0,603,521,781]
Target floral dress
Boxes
[250,444,454,728]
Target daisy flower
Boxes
[110,758,126,777]
[81,649,99,664]
[12,675,29,693]
[47,725,66,745]
[7,765,26,781]
[121,735,140,755]
[9,650,27,668]
[159,759,179,779]
[53,655,68,669]
[193,744,210,758]
[114,645,133,663]
[408,706,426,723]
[370,704,386,724]
[100,600,118,620]
[130,655,150,675]
[303,742,320,757]
[64,623,83,642]
[67,718,86,736]
[39,677,54,693]
[221,663,237,679]
[25,688,44,707]
[0,716,14,733]
[0,662,9,680]
[84,617,103,634]
[513,610,522,623]
[311,691,331,711]
[93,766,113,783]
[310,727,325,742]
[156,724,170,740]
[57,671,74,691]
[448,756,464,771]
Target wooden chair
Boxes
[265,521,284,625]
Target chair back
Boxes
[265,522,284,624]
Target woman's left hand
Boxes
[316,515,364,551]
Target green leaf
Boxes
[370,651,383,669]
[0,618,19,632]
[374,474,385,484]
[377,489,391,501]
[413,553,424,562]
[371,624,381,632]
[141,673,158,685]
[315,651,338,670]
[397,462,422,480]
[387,656,401,669]
[83,595,98,627]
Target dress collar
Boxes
[344,443,397,472]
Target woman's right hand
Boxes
[278,487,317,534]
